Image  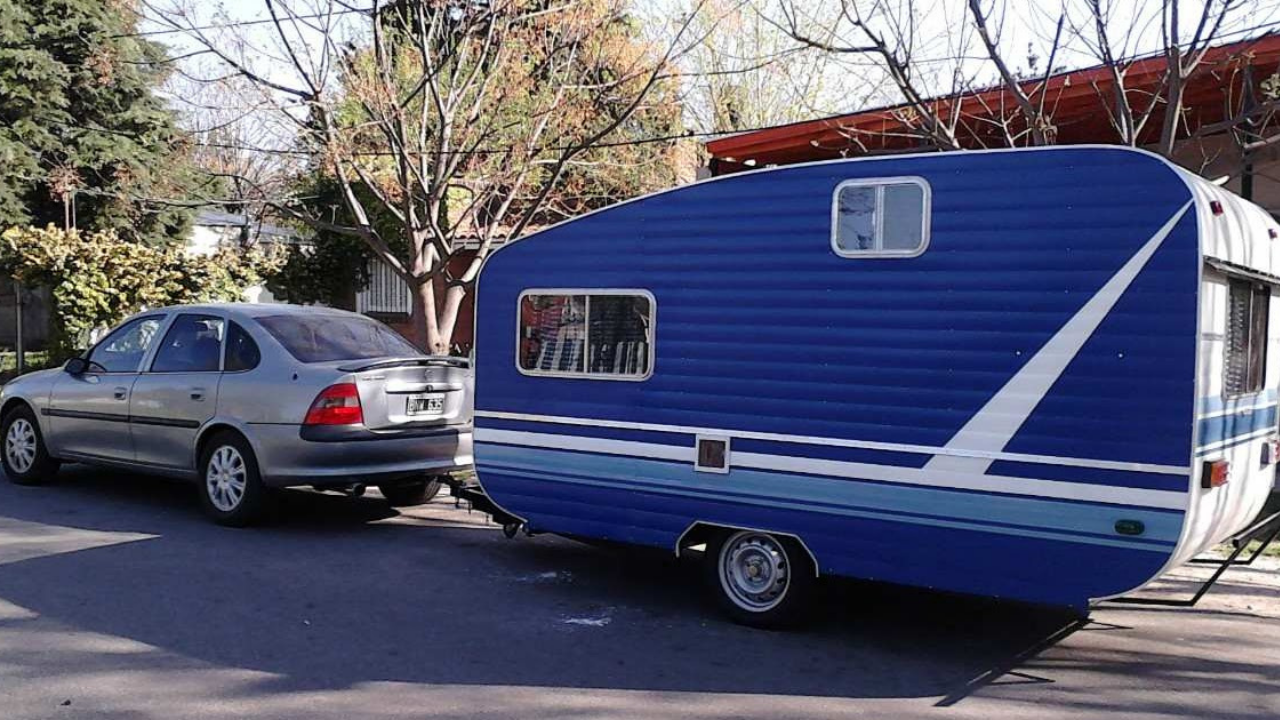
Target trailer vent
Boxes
[696,436,731,474]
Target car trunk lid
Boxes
[342,357,471,431]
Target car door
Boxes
[46,315,167,462]
[129,313,225,471]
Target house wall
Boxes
[377,252,479,354]
[186,224,283,303]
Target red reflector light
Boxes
[1200,459,1229,489]
[1210,200,1224,216]
[1270,228,1278,240]
[304,383,363,426]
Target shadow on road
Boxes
[0,464,1271,713]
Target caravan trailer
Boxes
[467,146,1280,626]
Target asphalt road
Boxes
[0,464,1276,719]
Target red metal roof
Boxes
[706,33,1280,169]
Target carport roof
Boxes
[705,33,1280,171]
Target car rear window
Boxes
[256,314,422,363]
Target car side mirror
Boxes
[64,357,88,375]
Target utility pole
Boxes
[14,281,24,375]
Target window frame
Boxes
[830,176,932,259]
[85,315,167,374]
[1224,277,1270,398]
[148,313,226,374]
[223,320,262,374]
[515,288,656,382]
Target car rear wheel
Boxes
[378,476,444,507]
[198,432,271,527]
[705,529,816,629]
[2,405,59,485]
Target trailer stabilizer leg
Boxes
[1107,510,1280,608]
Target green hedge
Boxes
[0,226,284,360]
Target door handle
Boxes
[190,388,206,401]
[113,387,128,400]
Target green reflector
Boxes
[1115,519,1145,537]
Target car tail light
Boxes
[1201,459,1229,489]
[304,383,363,426]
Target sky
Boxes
[138,0,1280,140]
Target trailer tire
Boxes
[705,529,815,629]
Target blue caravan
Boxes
[469,146,1280,626]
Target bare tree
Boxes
[763,0,1068,151]
[664,0,862,133]
[165,70,300,239]
[144,0,704,353]
[1067,0,1256,156]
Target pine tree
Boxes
[0,0,202,243]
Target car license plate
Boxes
[406,395,444,416]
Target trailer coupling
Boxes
[450,482,524,537]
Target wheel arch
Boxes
[1,395,34,421]
[675,521,821,577]
[0,396,49,444]
[193,419,259,470]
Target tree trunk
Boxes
[408,276,464,356]
[408,279,433,352]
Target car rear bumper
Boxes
[252,423,473,488]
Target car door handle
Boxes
[113,387,128,400]
[190,388,206,401]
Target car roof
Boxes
[140,303,368,323]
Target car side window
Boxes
[224,321,261,372]
[88,316,164,373]
[151,314,225,373]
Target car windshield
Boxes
[256,313,423,363]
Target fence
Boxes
[356,258,413,316]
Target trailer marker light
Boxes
[1209,200,1224,216]
[1200,459,1230,489]
[1114,519,1145,537]
[1270,228,1278,240]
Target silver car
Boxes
[0,304,473,525]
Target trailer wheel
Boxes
[705,529,815,629]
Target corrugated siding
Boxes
[476,148,1199,467]
[471,147,1201,605]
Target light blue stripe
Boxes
[1197,405,1276,448]
[1197,390,1278,416]
[476,444,1182,551]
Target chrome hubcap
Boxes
[206,445,247,512]
[5,418,37,474]
[719,531,790,612]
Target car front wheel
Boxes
[1,405,59,485]
[198,432,271,527]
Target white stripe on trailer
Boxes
[476,428,1188,511]
[925,201,1194,476]
[473,410,1189,475]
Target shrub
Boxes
[0,225,285,359]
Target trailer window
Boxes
[1225,279,1269,396]
[518,291,653,380]
[832,177,930,257]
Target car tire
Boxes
[704,528,816,629]
[198,432,271,527]
[1,404,59,485]
[378,476,444,507]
